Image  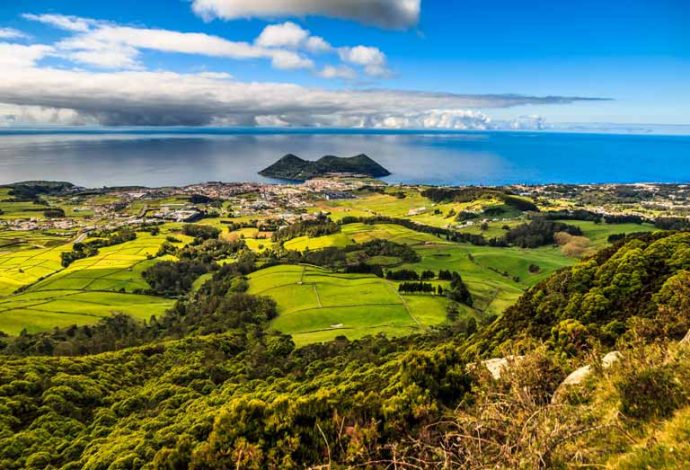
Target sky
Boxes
[0,0,688,130]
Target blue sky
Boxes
[0,0,687,129]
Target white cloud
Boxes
[367,110,493,129]
[509,115,547,130]
[0,66,604,128]
[25,14,314,70]
[269,49,314,69]
[318,65,357,80]
[22,13,95,32]
[23,14,394,77]
[338,45,390,77]
[255,21,309,48]
[0,43,53,69]
[305,36,332,53]
[191,0,421,29]
[252,24,389,77]
[256,21,333,54]
[0,103,89,126]
[67,45,141,69]
[0,28,28,40]
[6,12,606,128]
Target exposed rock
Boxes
[561,365,593,386]
[475,355,524,380]
[552,351,623,403]
[602,351,622,369]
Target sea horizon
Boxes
[1,130,689,188]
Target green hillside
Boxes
[248,264,450,345]
[0,178,688,468]
[1,230,690,468]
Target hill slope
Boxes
[2,231,690,468]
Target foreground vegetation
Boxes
[0,230,689,468]
[1,179,689,467]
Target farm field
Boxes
[398,244,574,315]
[284,222,442,251]
[319,190,523,228]
[0,230,183,335]
[0,243,70,296]
[0,189,50,220]
[27,232,174,293]
[0,180,675,344]
[223,226,275,253]
[248,264,450,346]
[0,230,73,252]
[282,221,576,316]
[0,290,173,335]
[560,220,656,247]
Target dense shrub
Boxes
[655,217,690,231]
[617,365,685,420]
[505,218,582,248]
[272,217,339,242]
[182,224,221,241]
[386,269,420,280]
[43,208,66,218]
[476,231,690,354]
[446,272,473,306]
[143,260,211,297]
[421,187,538,211]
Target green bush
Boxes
[617,365,685,420]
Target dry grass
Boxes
[555,231,593,257]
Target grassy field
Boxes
[563,220,656,248]
[222,227,275,253]
[0,230,183,335]
[0,243,70,296]
[318,190,517,228]
[282,220,575,316]
[0,189,49,221]
[397,243,574,315]
[0,230,73,252]
[0,290,173,335]
[0,189,659,340]
[284,222,442,251]
[248,264,451,345]
[27,232,173,293]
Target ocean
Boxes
[0,129,688,187]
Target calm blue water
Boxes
[0,130,688,187]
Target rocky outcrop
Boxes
[469,355,525,380]
[552,350,623,403]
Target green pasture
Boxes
[0,230,182,335]
[398,243,574,315]
[284,222,442,251]
[320,191,513,228]
[0,243,70,296]
[248,264,449,346]
[562,220,656,247]
[0,289,172,335]
[27,232,176,293]
[280,220,576,317]
[223,226,275,253]
[0,230,72,252]
[455,218,524,239]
